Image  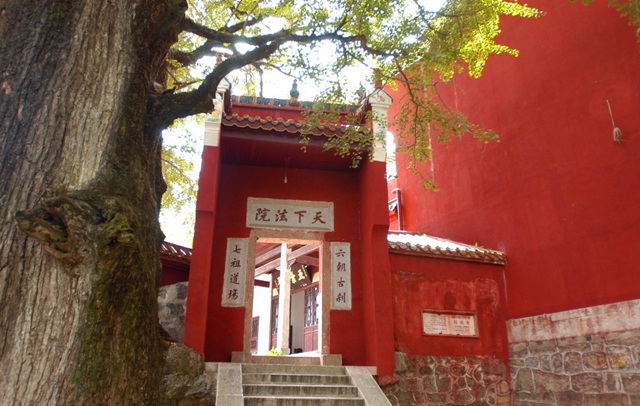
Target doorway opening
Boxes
[250,240,321,356]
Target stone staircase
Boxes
[212,360,391,405]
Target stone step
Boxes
[243,383,359,397]
[243,373,352,385]
[250,355,322,365]
[243,363,347,376]
[243,396,366,406]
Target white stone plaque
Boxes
[422,310,478,337]
[331,242,352,310]
[450,314,477,336]
[246,197,334,232]
[422,312,449,335]
[221,238,248,307]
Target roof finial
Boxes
[357,85,366,103]
[373,69,383,89]
[288,80,301,107]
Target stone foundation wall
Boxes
[510,329,640,405]
[158,281,188,342]
[381,353,511,405]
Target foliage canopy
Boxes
[158,0,540,211]
[160,0,640,210]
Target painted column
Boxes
[360,87,396,376]
[183,82,228,354]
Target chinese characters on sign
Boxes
[221,238,248,307]
[331,242,352,310]
[246,198,334,232]
[422,311,478,337]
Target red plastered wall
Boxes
[390,254,509,360]
[387,0,640,319]
[204,163,370,364]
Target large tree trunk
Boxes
[0,1,185,404]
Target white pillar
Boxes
[276,244,291,354]
[367,88,393,163]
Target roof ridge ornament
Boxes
[288,80,301,107]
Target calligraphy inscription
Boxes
[222,238,248,307]
[247,198,334,231]
[331,242,352,310]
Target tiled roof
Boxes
[159,234,506,268]
[230,95,359,112]
[160,241,192,263]
[387,231,506,265]
[222,114,359,137]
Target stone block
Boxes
[378,375,398,387]
[450,362,468,377]
[404,376,422,393]
[540,355,552,372]
[451,388,475,405]
[514,368,535,393]
[435,364,449,375]
[584,393,630,406]
[533,370,571,392]
[551,353,564,373]
[605,372,622,391]
[426,393,448,405]
[470,382,487,400]
[394,352,409,374]
[633,345,640,369]
[436,375,452,392]
[483,357,508,376]
[423,374,437,393]
[563,351,583,373]
[571,372,604,393]
[418,365,434,375]
[513,390,555,404]
[496,393,511,405]
[529,339,557,354]
[510,365,519,379]
[589,334,606,351]
[583,351,608,371]
[621,373,640,393]
[557,336,592,352]
[510,359,525,367]
[465,375,476,389]
[176,282,188,299]
[510,342,529,358]
[524,357,539,368]
[607,345,633,370]
[555,391,583,404]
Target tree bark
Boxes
[0,1,185,404]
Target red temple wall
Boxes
[387,0,640,319]
[159,264,189,286]
[199,162,375,364]
[389,254,509,360]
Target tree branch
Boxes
[148,40,283,127]
[181,17,392,55]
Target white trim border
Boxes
[508,298,640,343]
